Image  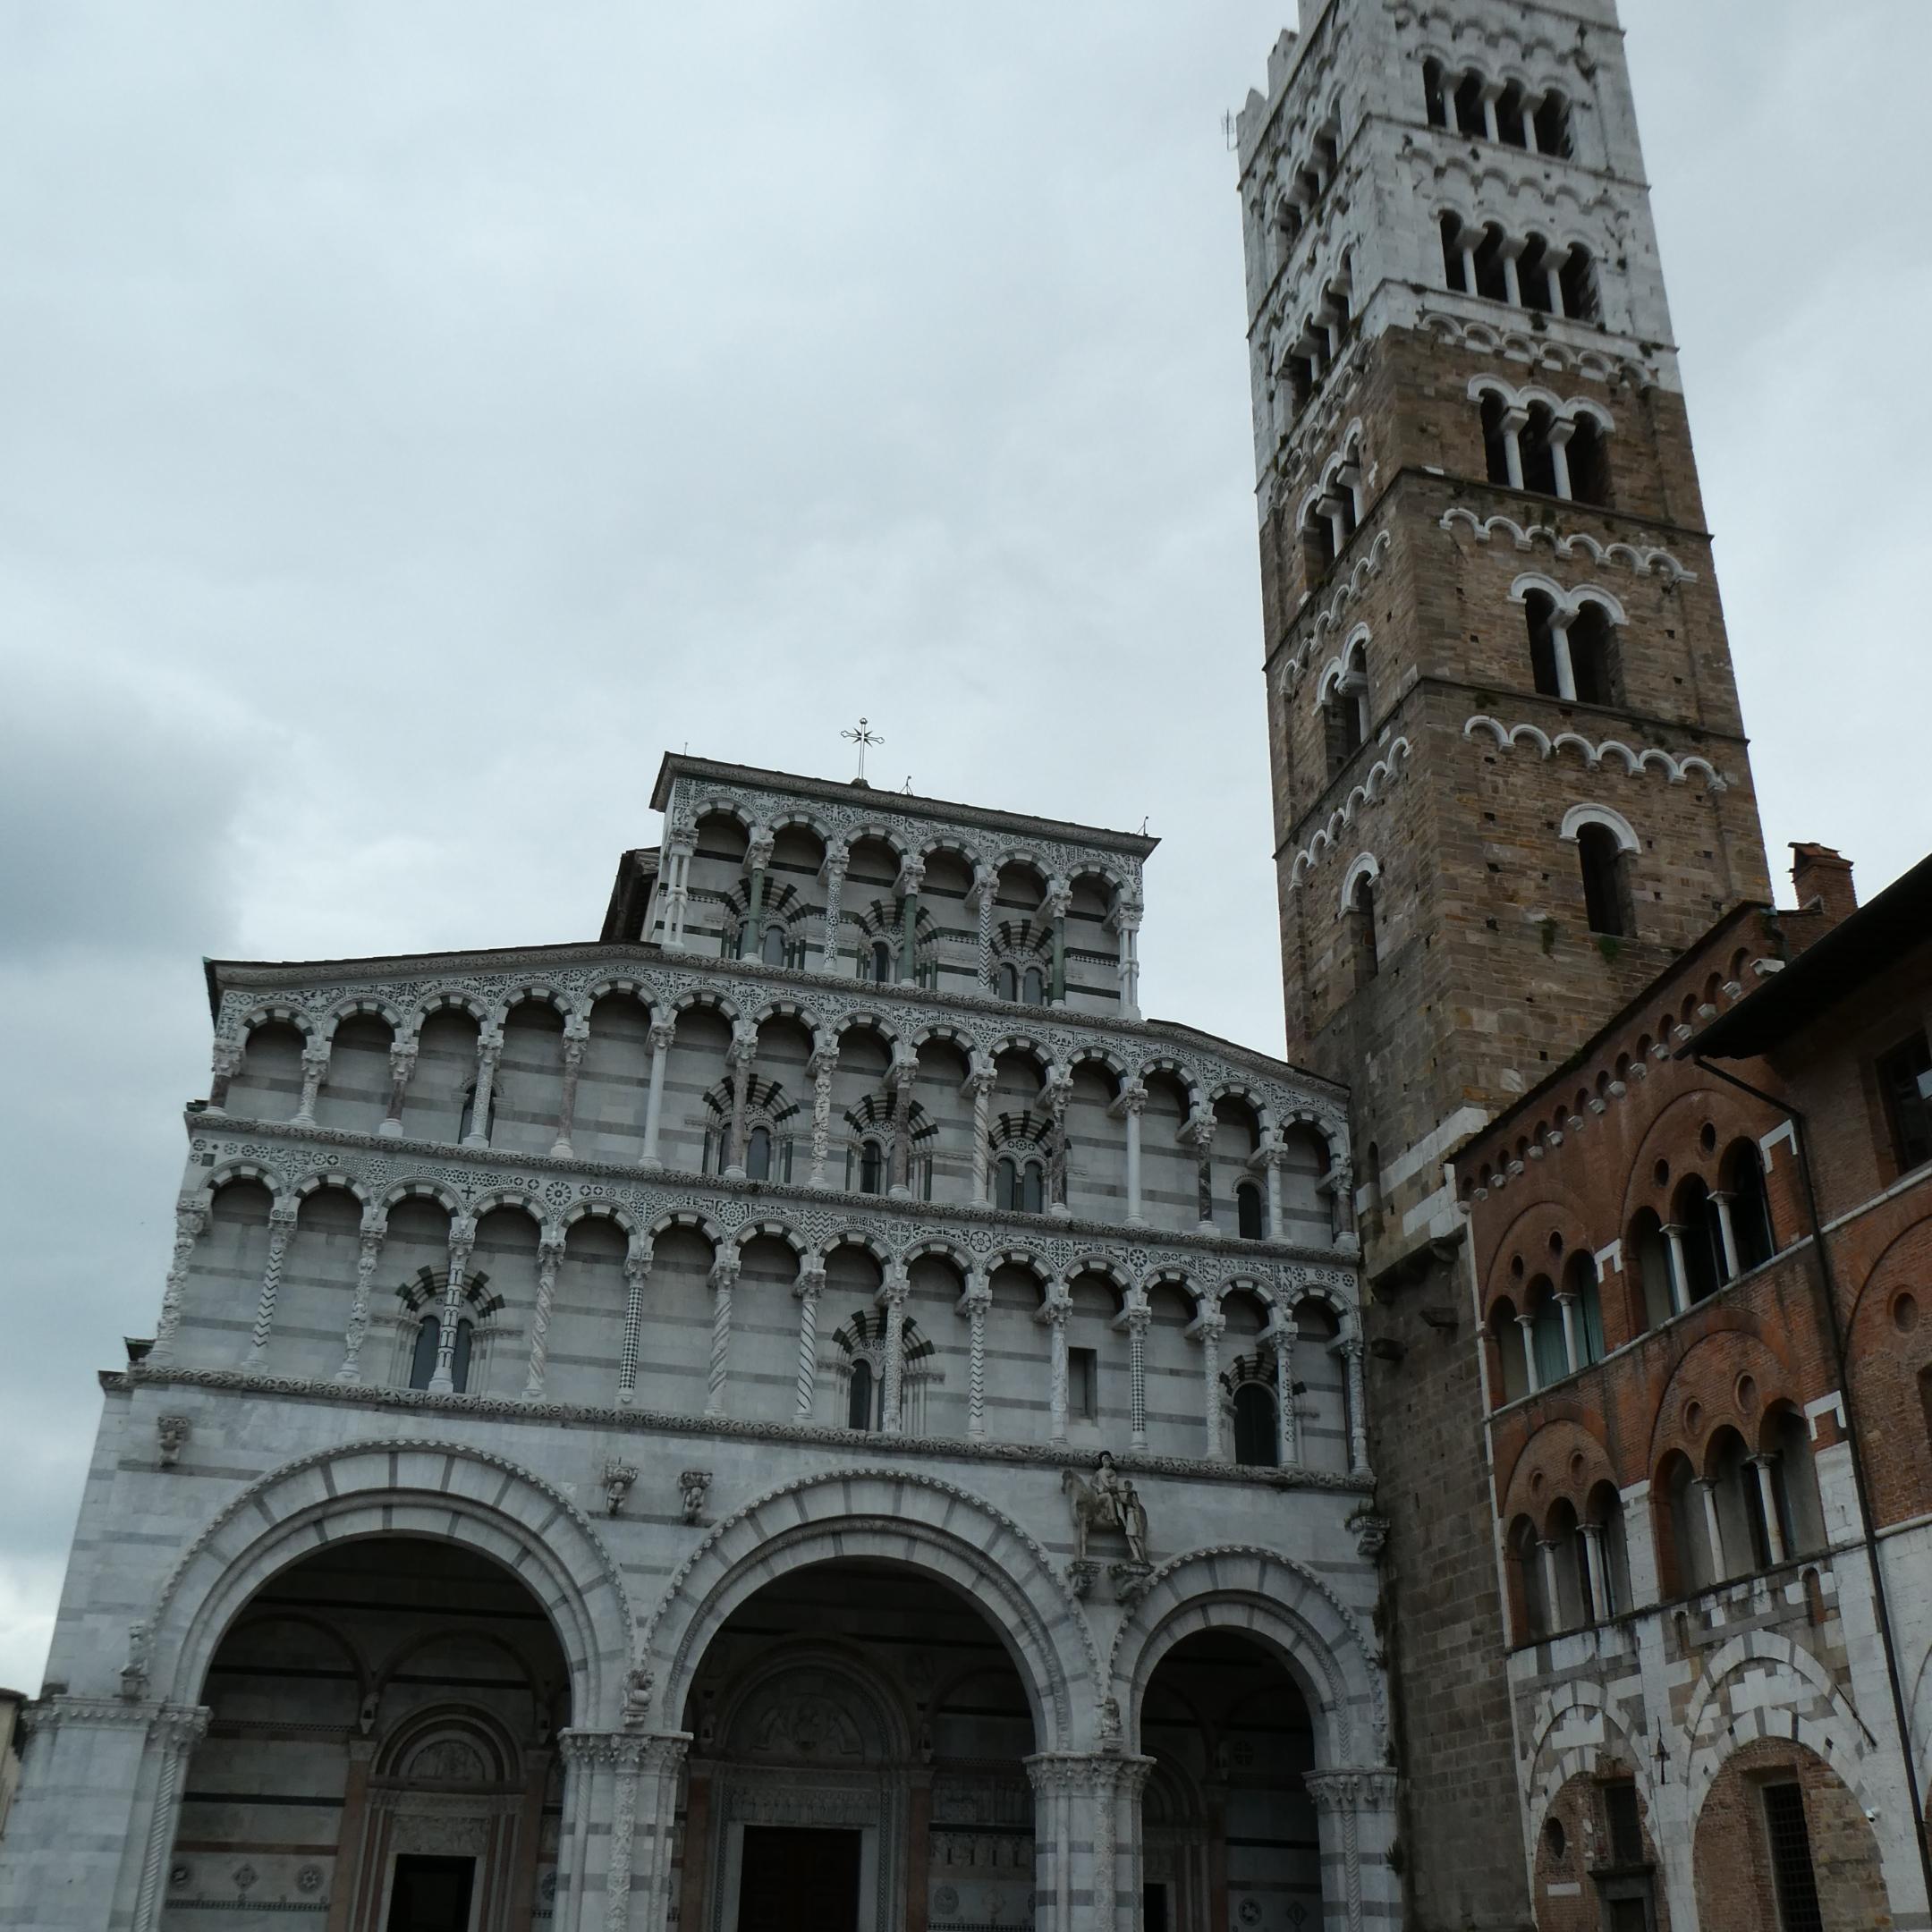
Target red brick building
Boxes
[1455,847,1932,1927]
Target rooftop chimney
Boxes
[1790,843,1857,927]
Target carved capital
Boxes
[793,1264,826,1301]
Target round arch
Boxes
[640,1470,1096,1750]
[145,1440,633,1729]
[1109,1546,1385,1769]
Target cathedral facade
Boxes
[0,758,1395,1931]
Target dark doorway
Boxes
[738,1826,862,1932]
[385,1855,475,1932]
[1144,1882,1171,1932]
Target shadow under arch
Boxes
[1108,1545,1385,1769]
[145,1438,633,1729]
[640,1469,1097,1751]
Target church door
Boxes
[384,1855,476,1932]
[736,1826,862,1932]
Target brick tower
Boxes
[1236,1,1773,1921]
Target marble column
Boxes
[1114,1083,1147,1224]
[724,1022,758,1179]
[819,847,848,975]
[149,1199,209,1366]
[959,1271,992,1438]
[878,1262,910,1432]
[1267,1317,1298,1465]
[706,1250,739,1416]
[554,1730,689,1932]
[1751,1453,1788,1565]
[1113,897,1143,1020]
[379,1038,417,1137]
[617,1247,652,1404]
[522,1230,568,1400]
[292,1038,330,1125]
[888,1052,917,1199]
[335,1214,387,1382]
[1711,1189,1742,1281]
[792,1262,825,1419]
[463,1028,503,1149]
[1662,1222,1693,1315]
[809,1036,839,1187]
[1040,1285,1072,1444]
[965,1057,996,1205]
[640,1016,675,1170]
[1116,1291,1151,1450]
[428,1215,477,1394]
[245,1200,301,1368]
[1341,1336,1369,1474]
[1190,1308,1227,1458]
[551,1021,589,1158]
[1045,876,1072,1004]
[1304,1767,1402,1932]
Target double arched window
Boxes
[1524,592,1621,704]
[996,1152,1047,1215]
[995,958,1048,1006]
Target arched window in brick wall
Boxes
[1490,1296,1528,1405]
[1671,1177,1726,1303]
[1547,1497,1592,1629]
[1564,1250,1606,1366]
[1322,640,1370,776]
[1589,1480,1631,1619]
[1656,1451,1714,1597]
[1350,871,1379,985]
[1525,1275,1568,1385]
[1707,1426,1759,1580]
[1722,1140,1777,1272]
[1509,1514,1549,1641]
[1764,1404,1827,1561]
[1628,1209,1674,1332]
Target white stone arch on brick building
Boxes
[638,1467,1096,1751]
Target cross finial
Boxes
[841,716,884,784]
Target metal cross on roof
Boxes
[841,716,884,784]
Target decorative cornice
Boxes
[114,1366,1377,1497]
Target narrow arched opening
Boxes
[1140,1630,1323,1928]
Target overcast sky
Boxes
[2,2,1926,1694]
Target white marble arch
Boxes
[640,1467,1098,1754]
[35,1439,642,1932]
[145,1438,634,1727]
[1106,1545,1397,1932]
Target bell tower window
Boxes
[1350,871,1380,983]
[1577,825,1632,938]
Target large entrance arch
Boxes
[169,1536,569,1930]
[674,1559,1041,1932]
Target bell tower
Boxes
[1236,1,1771,1920]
